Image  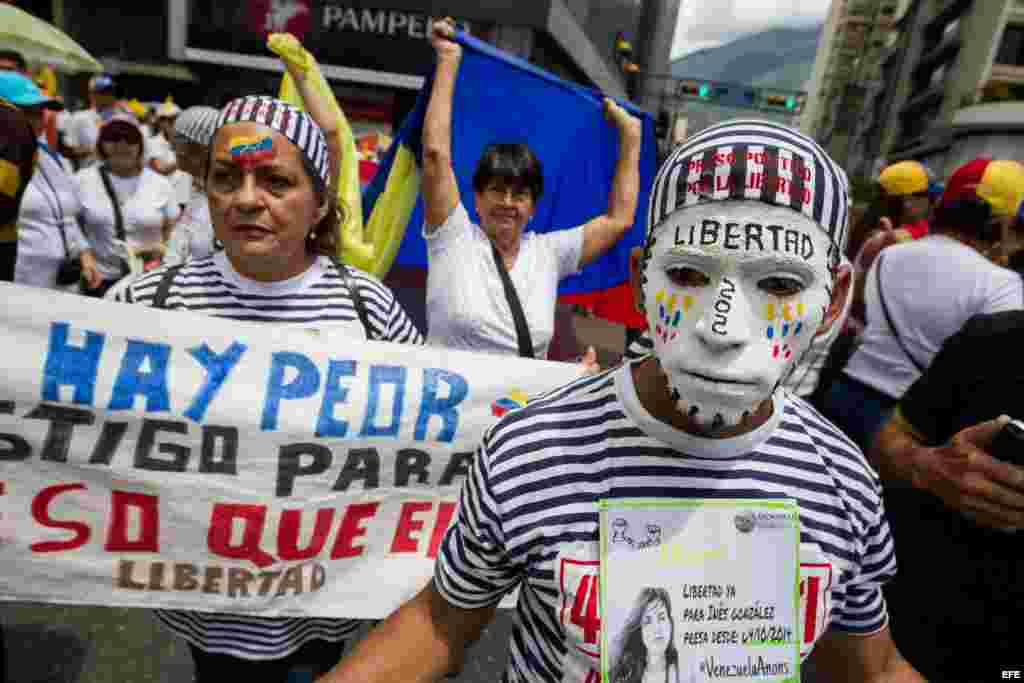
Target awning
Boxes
[101,58,198,83]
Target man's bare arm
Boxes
[871,412,1024,531]
[317,580,497,683]
[808,627,923,682]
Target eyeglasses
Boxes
[484,185,532,203]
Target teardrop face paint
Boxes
[642,200,836,429]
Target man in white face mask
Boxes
[636,144,846,434]
[319,121,923,683]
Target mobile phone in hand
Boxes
[989,419,1024,467]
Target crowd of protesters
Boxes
[2,16,1024,683]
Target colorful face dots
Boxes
[229,135,275,166]
[764,302,806,361]
[654,290,694,343]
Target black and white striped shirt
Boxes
[115,252,423,345]
[436,360,896,682]
[114,252,422,660]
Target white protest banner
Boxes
[600,499,801,683]
[0,282,582,619]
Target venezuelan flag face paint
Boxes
[229,135,276,169]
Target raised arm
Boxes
[578,99,642,268]
[422,20,462,230]
[268,33,343,199]
[317,580,496,683]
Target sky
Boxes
[670,0,832,59]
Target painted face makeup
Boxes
[229,135,276,169]
[642,200,835,429]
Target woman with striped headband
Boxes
[112,95,423,680]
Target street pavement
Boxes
[0,602,514,682]
[2,603,829,682]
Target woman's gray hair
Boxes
[174,106,220,147]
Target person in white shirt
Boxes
[820,158,1024,450]
[76,114,180,297]
[421,20,642,360]
[146,99,181,176]
[64,74,125,169]
[0,70,92,290]
[166,105,220,264]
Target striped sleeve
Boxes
[110,268,165,305]
[624,329,654,360]
[830,493,896,635]
[383,289,423,345]
[434,439,522,609]
[346,268,423,345]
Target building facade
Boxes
[852,0,1024,180]
[13,0,668,139]
[801,0,901,168]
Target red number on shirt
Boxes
[799,561,833,658]
[802,575,821,644]
[569,574,601,645]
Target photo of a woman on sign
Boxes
[609,587,695,683]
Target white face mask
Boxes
[642,200,836,429]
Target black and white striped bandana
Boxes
[215,96,330,190]
[175,106,220,146]
[648,119,850,263]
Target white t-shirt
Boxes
[424,202,584,358]
[74,165,181,280]
[14,147,86,289]
[66,109,101,150]
[845,234,1023,398]
[145,133,177,169]
[166,186,215,264]
[169,170,193,208]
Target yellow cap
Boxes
[879,161,930,196]
[157,96,181,119]
[976,159,1024,218]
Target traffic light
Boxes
[763,93,805,114]
[615,32,633,60]
[677,81,713,99]
[615,32,640,74]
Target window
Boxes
[998,25,1024,66]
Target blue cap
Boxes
[0,71,62,110]
[89,74,116,92]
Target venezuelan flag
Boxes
[364,30,657,328]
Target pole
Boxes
[635,0,684,113]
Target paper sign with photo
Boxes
[599,499,800,683]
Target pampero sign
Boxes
[181,0,517,87]
[321,5,440,40]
